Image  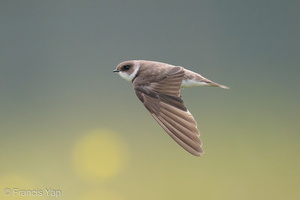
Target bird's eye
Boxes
[123,65,131,70]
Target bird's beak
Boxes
[113,69,119,73]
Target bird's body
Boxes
[113,60,228,156]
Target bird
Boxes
[113,60,229,156]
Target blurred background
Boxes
[1,1,299,199]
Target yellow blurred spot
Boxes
[72,129,129,179]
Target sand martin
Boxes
[113,60,229,156]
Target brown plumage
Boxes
[113,60,228,156]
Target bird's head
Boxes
[113,60,140,82]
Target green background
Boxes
[1,1,299,199]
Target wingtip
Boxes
[192,150,204,157]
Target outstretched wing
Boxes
[134,66,203,156]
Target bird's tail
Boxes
[181,71,229,89]
[208,82,230,89]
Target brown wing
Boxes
[134,66,203,156]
